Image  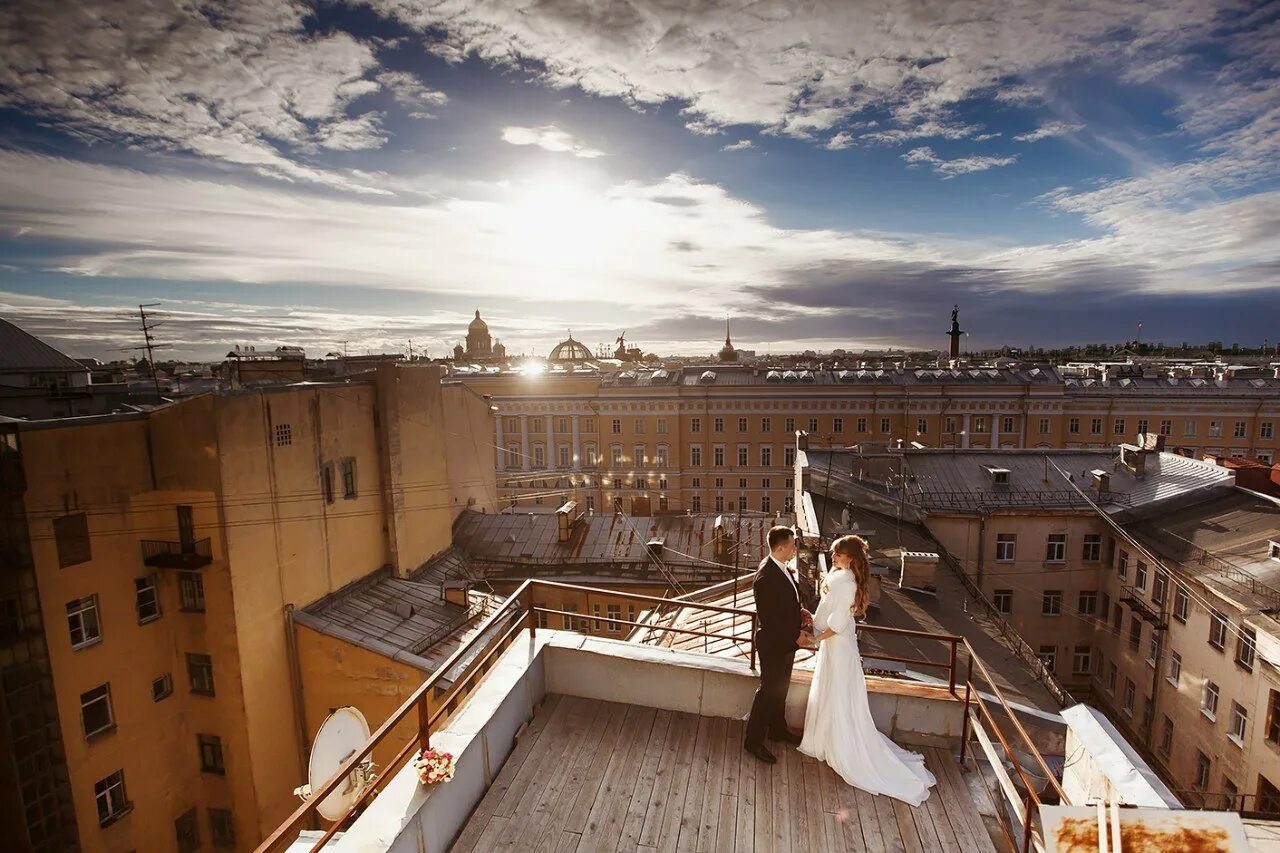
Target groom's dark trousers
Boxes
[745,556,802,748]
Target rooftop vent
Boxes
[836,369,853,382]
[1267,540,1280,561]
[782,370,798,382]
[1090,469,1110,492]
[982,465,1011,488]
[765,370,782,382]
[798,370,815,383]
[556,500,582,542]
[646,537,665,558]
[699,370,717,384]
[651,369,669,381]
[617,371,637,383]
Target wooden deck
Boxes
[451,694,1006,853]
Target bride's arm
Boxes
[813,574,854,641]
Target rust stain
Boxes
[1054,816,1231,852]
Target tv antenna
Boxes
[293,706,376,822]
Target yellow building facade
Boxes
[0,365,497,852]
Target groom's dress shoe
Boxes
[744,743,777,764]
[769,728,803,745]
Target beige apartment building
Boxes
[454,362,1279,516]
[0,365,497,853]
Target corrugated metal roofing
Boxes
[0,318,87,373]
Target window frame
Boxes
[66,595,102,650]
[94,769,130,827]
[81,683,115,739]
[135,574,161,624]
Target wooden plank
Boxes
[802,754,831,853]
[617,709,673,852]
[639,711,695,848]
[530,699,627,850]
[890,798,926,853]
[554,831,582,853]
[467,815,512,851]
[752,740,776,853]
[850,786,884,853]
[874,794,908,853]
[919,749,967,853]
[786,747,810,853]
[451,694,562,852]
[817,754,842,815]
[937,748,1002,853]
[731,720,757,853]
[562,702,632,832]
[676,716,715,851]
[826,762,868,853]
[575,705,659,852]
[655,712,704,852]
[492,695,583,818]
[695,716,729,852]
[713,794,738,853]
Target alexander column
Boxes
[947,305,963,360]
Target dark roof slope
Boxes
[0,318,87,373]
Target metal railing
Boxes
[254,578,1066,853]
[140,538,212,569]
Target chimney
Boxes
[556,500,580,542]
[646,537,665,559]
[1091,469,1110,492]
[1121,444,1148,477]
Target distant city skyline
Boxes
[2,1,1278,359]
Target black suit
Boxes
[745,556,802,747]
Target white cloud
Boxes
[902,147,1018,177]
[684,119,723,135]
[721,139,754,151]
[1013,121,1085,142]
[825,132,855,150]
[500,125,606,157]
[376,70,449,118]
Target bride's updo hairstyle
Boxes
[831,534,871,617]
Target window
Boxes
[737,495,748,511]
[1184,420,1197,437]
[1082,534,1101,562]
[761,495,771,513]
[1118,550,1129,579]
[1035,645,1056,671]
[340,457,357,498]
[274,422,292,446]
[714,417,724,433]
[690,445,702,466]
[1078,590,1097,615]
[655,446,668,468]
[1141,696,1154,730]
[153,673,174,702]
[210,808,235,848]
[1167,651,1182,686]
[1113,418,1126,435]
[585,443,598,466]
[1101,591,1110,621]
[1202,681,1220,719]
[54,513,92,568]
[973,417,988,434]
[1068,417,1080,434]
[179,572,205,612]
[1136,418,1149,434]
[946,416,958,434]
[1159,419,1172,436]
[1073,646,1091,675]
[1045,534,1066,563]
[784,447,796,466]
[713,446,724,467]
[715,478,724,489]
[783,496,794,512]
[634,444,646,466]
[833,417,843,433]
[1209,610,1228,650]
[784,417,795,433]
[1003,416,1015,434]
[504,416,519,433]
[1123,678,1135,715]
[1127,615,1143,651]
[1235,420,1247,438]
[1209,420,1222,437]
[1147,632,1161,667]
[81,684,114,738]
[1230,702,1248,745]
[199,733,226,774]
[1195,751,1211,790]
[738,417,748,433]
[1263,422,1275,439]
[714,495,724,512]
[1152,572,1167,605]
[917,417,928,435]
[1107,662,1118,693]
[94,770,129,826]
[611,418,622,434]
[135,575,160,623]
[737,445,748,466]
[692,477,701,488]
[1258,775,1280,814]
[188,653,215,696]
[1237,626,1257,671]
[558,446,570,468]
[858,417,868,433]
[322,462,336,500]
[994,589,1013,614]
[760,445,772,466]
[1135,561,1148,590]
[1269,692,1280,745]
[1174,587,1189,622]
[761,478,770,489]
[176,807,199,853]
[1042,590,1062,616]
[690,417,701,433]
[634,418,645,434]
[809,418,819,433]
[1038,417,1050,435]
[880,417,891,434]
[1112,602,1122,631]
[738,478,748,489]
[691,496,701,512]
[561,603,585,632]
[656,418,667,435]
[67,595,101,649]
[761,417,771,432]
[995,534,1016,562]
[1158,716,1173,757]
[556,417,570,434]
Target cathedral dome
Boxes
[469,310,489,332]
[549,335,592,363]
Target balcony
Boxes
[258,581,1078,853]
[140,538,212,569]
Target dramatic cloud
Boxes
[500,125,606,157]
[1013,121,1085,142]
[721,139,754,152]
[902,147,1018,177]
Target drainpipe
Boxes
[283,603,312,826]
[975,511,988,590]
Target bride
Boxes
[798,534,936,807]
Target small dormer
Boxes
[982,465,1011,488]
[699,370,717,384]
[1270,540,1280,562]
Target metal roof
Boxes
[0,318,87,374]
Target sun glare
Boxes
[504,172,617,269]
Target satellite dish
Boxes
[299,707,375,822]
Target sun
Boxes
[502,171,617,269]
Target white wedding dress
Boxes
[798,569,936,806]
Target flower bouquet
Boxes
[413,748,456,786]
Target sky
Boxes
[0,0,1278,361]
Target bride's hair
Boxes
[831,534,871,617]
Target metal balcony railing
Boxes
[257,578,1068,853]
[140,538,212,569]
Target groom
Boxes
[744,525,816,764]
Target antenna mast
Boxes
[137,303,163,401]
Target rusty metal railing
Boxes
[255,578,1063,853]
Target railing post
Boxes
[749,613,758,672]
[959,652,975,763]
[1021,790,1034,853]
[417,696,430,753]
[947,638,957,697]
